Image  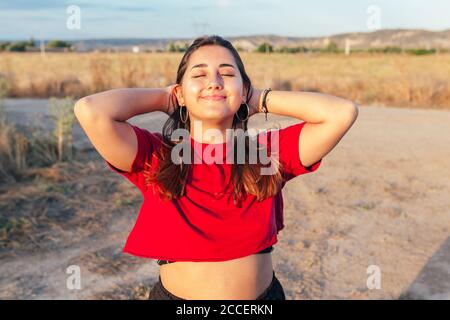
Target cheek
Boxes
[224,78,243,96]
[183,81,203,99]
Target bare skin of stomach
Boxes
[159,253,274,300]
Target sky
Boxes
[0,0,449,40]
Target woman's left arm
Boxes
[250,89,359,168]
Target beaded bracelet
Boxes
[261,88,272,121]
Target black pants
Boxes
[148,270,286,300]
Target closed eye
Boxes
[193,74,234,78]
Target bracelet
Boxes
[261,88,272,121]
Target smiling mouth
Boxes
[202,96,226,101]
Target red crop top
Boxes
[105,121,322,262]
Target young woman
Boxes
[74,35,358,300]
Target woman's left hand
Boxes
[247,86,262,117]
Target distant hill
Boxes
[44,29,450,52]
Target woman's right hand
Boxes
[164,84,178,116]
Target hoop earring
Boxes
[236,102,249,122]
[180,105,189,124]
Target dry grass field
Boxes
[1,52,449,109]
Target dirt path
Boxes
[0,213,158,299]
[1,100,449,299]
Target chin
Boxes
[199,112,231,121]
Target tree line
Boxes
[1,38,446,55]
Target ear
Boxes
[173,84,185,106]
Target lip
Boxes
[202,95,226,101]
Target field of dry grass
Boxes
[1,52,449,109]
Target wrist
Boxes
[260,88,272,121]
[249,88,262,114]
[162,85,177,114]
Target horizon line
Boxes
[1,27,449,42]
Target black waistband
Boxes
[157,245,274,266]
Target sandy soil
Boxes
[0,99,449,299]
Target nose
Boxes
[206,72,224,90]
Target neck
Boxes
[189,117,234,144]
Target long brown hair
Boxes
[144,35,284,206]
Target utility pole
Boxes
[192,18,210,36]
[40,38,46,57]
[345,38,351,55]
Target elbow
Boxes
[74,97,97,122]
[352,102,359,121]
[342,101,359,123]
[350,102,359,119]
[73,97,87,120]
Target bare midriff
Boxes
[159,253,274,300]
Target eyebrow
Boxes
[190,63,236,71]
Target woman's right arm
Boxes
[74,87,174,172]
[74,87,173,121]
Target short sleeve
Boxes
[105,124,162,189]
[259,121,322,183]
